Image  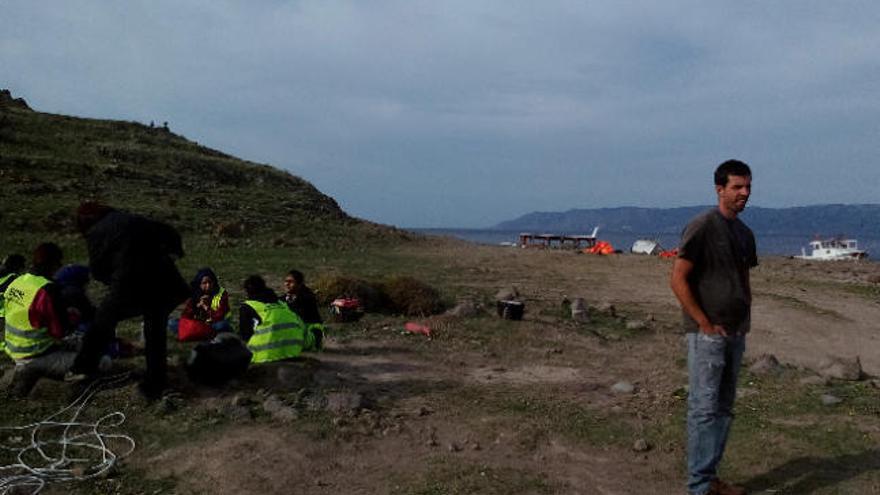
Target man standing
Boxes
[68,202,189,399]
[670,160,757,495]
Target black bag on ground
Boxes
[186,333,252,385]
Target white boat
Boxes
[631,239,662,255]
[794,237,868,261]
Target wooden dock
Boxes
[518,233,598,249]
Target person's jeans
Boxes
[686,331,746,495]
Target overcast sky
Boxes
[3,1,880,227]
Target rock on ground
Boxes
[816,355,862,381]
[749,354,781,375]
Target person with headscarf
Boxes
[169,267,232,341]
[67,202,189,400]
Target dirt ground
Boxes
[21,244,880,495]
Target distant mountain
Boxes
[494,205,880,237]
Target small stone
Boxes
[228,405,253,422]
[326,392,367,414]
[262,395,285,414]
[495,287,519,301]
[595,302,616,317]
[446,300,480,318]
[625,320,648,331]
[470,442,481,451]
[271,407,299,422]
[749,354,781,375]
[821,394,843,406]
[817,355,862,381]
[447,442,462,452]
[632,438,651,452]
[611,381,635,394]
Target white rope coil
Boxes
[0,373,136,495]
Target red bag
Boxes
[178,317,213,342]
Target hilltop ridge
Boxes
[0,89,404,245]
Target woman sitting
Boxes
[169,268,232,341]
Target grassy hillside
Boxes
[0,89,410,253]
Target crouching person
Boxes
[239,275,305,364]
[4,243,77,397]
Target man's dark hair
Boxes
[32,242,63,277]
[287,269,304,285]
[242,275,267,297]
[714,159,751,187]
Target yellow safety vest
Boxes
[243,300,305,364]
[211,287,232,321]
[4,273,54,360]
[0,272,18,318]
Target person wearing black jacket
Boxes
[68,202,189,399]
[282,269,323,350]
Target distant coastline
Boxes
[410,227,880,258]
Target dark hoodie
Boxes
[238,288,279,342]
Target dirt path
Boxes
[134,247,880,494]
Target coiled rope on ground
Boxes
[0,373,136,494]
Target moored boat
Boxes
[794,237,868,261]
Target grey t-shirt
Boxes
[678,208,758,333]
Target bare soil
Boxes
[37,244,880,494]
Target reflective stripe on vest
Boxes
[211,288,232,321]
[242,300,305,364]
[4,273,53,360]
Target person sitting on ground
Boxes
[239,274,306,364]
[282,269,324,351]
[54,264,136,359]
[0,253,26,323]
[3,243,80,397]
[169,268,232,341]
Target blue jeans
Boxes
[686,331,746,495]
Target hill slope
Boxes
[0,89,399,244]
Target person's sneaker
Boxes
[710,479,747,495]
[63,370,89,383]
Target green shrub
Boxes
[312,275,383,311]
[380,275,444,316]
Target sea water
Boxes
[411,228,880,259]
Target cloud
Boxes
[3,1,880,226]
